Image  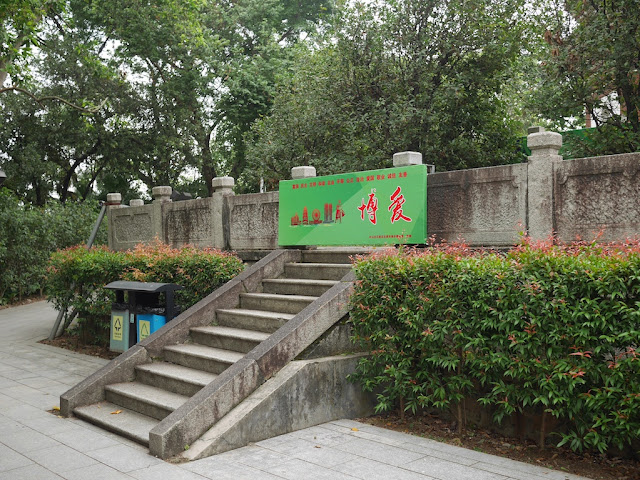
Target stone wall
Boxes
[163,198,217,249]
[555,153,640,243]
[107,130,640,251]
[109,204,160,251]
[227,192,279,250]
[427,164,527,246]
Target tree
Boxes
[0,0,64,86]
[1,0,332,200]
[533,0,640,155]
[0,11,145,205]
[244,0,529,189]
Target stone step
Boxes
[239,292,317,314]
[190,325,270,353]
[301,248,370,264]
[74,401,158,446]
[105,382,189,420]
[163,343,244,374]
[262,278,338,297]
[216,308,294,333]
[135,362,218,397]
[284,262,352,281]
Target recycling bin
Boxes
[105,281,183,352]
[137,312,166,342]
[109,300,134,353]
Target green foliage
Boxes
[532,0,640,154]
[0,0,64,84]
[244,0,529,189]
[0,190,106,304]
[45,242,244,345]
[1,0,331,201]
[560,125,640,159]
[350,239,640,454]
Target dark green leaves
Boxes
[350,241,640,453]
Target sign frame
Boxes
[278,165,427,246]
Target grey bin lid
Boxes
[104,281,184,293]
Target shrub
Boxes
[350,239,640,454]
[0,191,107,304]
[46,242,244,345]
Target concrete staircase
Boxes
[62,249,370,459]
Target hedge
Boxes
[0,190,107,304]
[350,239,640,454]
[46,242,244,345]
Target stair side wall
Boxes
[182,354,376,460]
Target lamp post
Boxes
[0,170,6,186]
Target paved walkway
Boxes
[0,301,589,480]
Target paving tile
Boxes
[0,392,20,408]
[51,427,121,452]
[184,457,283,480]
[130,462,210,480]
[0,444,34,472]
[2,402,47,421]
[258,437,322,455]
[85,444,162,473]
[337,437,426,467]
[17,376,66,391]
[1,427,61,453]
[215,445,291,470]
[23,444,98,475]
[400,442,481,466]
[255,432,302,449]
[0,376,20,388]
[19,413,84,435]
[333,422,427,447]
[181,454,233,475]
[330,419,364,429]
[405,455,508,480]
[0,463,63,480]
[288,444,361,468]
[332,457,438,480]
[265,457,361,480]
[10,390,61,409]
[0,416,30,433]
[405,438,512,465]
[288,425,354,447]
[473,460,589,480]
[64,462,136,480]
[0,367,40,380]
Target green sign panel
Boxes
[278,165,427,246]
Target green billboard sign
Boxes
[278,165,427,246]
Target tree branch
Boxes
[0,86,107,114]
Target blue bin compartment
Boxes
[137,313,166,342]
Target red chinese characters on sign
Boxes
[388,186,412,224]
[358,186,412,225]
[358,189,379,225]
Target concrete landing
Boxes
[0,301,590,479]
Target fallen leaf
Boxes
[351,427,359,431]
[52,406,60,411]
[111,410,123,415]
[314,445,321,449]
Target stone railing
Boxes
[107,128,640,251]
